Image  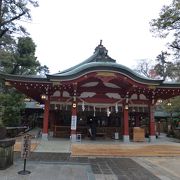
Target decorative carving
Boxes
[96,72,116,82]
[93,42,116,63]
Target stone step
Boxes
[71,144,180,157]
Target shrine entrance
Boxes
[50,105,123,139]
[2,42,180,142]
[50,103,149,141]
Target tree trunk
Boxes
[0,127,7,139]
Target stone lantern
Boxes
[0,126,15,170]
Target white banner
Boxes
[71,115,77,130]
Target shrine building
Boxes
[2,42,180,142]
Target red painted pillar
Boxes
[149,105,156,142]
[42,97,50,139]
[71,100,77,142]
[123,105,129,142]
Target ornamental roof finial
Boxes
[100,39,102,45]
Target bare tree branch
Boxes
[0,11,27,27]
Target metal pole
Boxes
[23,159,26,172]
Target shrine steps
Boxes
[71,144,180,157]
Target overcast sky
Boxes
[25,0,172,74]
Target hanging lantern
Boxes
[41,94,47,100]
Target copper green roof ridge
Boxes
[0,71,48,82]
[56,52,98,75]
[53,43,116,75]
[48,43,164,85]
[47,62,164,84]
[159,82,180,87]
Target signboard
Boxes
[21,135,31,159]
[71,115,77,130]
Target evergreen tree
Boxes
[0,36,49,75]
[150,0,180,59]
[0,0,38,42]
[150,0,180,82]
[0,1,49,127]
[0,91,25,127]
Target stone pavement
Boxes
[133,157,180,180]
[0,154,179,180]
[1,155,180,180]
[6,132,179,180]
[34,138,71,153]
[0,161,94,180]
[1,153,161,180]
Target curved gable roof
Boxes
[53,42,116,75]
[47,61,164,85]
[47,42,163,85]
[1,42,180,89]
